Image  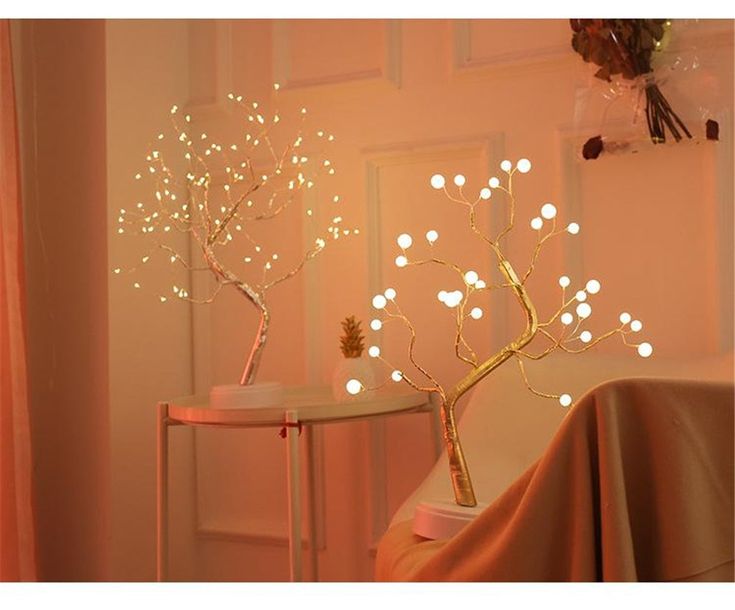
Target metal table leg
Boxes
[305,425,319,581]
[285,410,302,581]
[156,402,169,582]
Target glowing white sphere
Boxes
[561,312,574,325]
[530,217,543,230]
[397,233,413,249]
[630,320,643,332]
[516,158,532,173]
[475,280,487,289]
[370,319,382,331]
[345,379,362,395]
[567,222,580,235]
[580,330,592,343]
[368,346,380,358]
[586,279,601,294]
[426,229,439,243]
[395,255,408,268]
[464,270,479,285]
[575,290,587,302]
[559,275,571,288]
[372,294,387,309]
[384,288,397,300]
[470,307,483,320]
[480,187,492,200]
[500,160,512,172]
[576,302,592,319]
[437,290,448,303]
[559,394,573,407]
[444,291,463,308]
[541,203,557,220]
[637,342,653,358]
[488,177,500,188]
[391,370,403,382]
[619,312,632,325]
[430,174,446,189]
[453,174,466,187]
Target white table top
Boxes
[165,386,433,427]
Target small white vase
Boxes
[331,356,377,402]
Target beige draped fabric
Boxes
[0,19,36,581]
[376,379,734,582]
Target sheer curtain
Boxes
[0,19,36,581]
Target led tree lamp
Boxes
[349,158,653,519]
[115,88,356,407]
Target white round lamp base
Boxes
[413,500,489,540]
[209,382,284,409]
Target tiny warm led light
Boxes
[567,222,580,235]
[391,370,403,382]
[430,174,446,189]
[464,270,479,285]
[397,233,413,249]
[426,229,439,243]
[540,203,557,220]
[437,290,448,303]
[368,346,381,358]
[475,280,486,289]
[619,312,632,325]
[575,290,587,302]
[500,160,512,172]
[561,312,574,325]
[576,302,592,319]
[580,330,592,343]
[637,342,653,358]
[586,279,601,294]
[384,288,397,300]
[559,394,573,407]
[480,187,492,200]
[470,307,483,320]
[444,290,464,308]
[630,320,643,332]
[559,275,571,288]
[453,174,466,187]
[516,158,532,173]
[488,177,500,188]
[530,217,543,230]
[113,268,121,274]
[372,295,387,309]
[370,319,382,331]
[345,379,362,395]
[395,255,408,268]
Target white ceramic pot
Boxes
[331,356,377,401]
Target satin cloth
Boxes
[376,378,734,582]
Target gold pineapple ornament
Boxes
[340,315,365,358]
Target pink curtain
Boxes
[0,19,36,581]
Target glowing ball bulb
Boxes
[619,312,632,325]
[395,255,408,268]
[391,370,403,382]
[541,203,557,220]
[475,280,487,289]
[480,187,492,200]
[345,379,362,395]
[397,233,413,249]
[464,270,479,285]
[530,217,544,230]
[368,346,380,358]
[516,158,532,173]
[567,222,580,235]
[453,174,466,187]
[430,174,445,189]
[370,319,382,331]
[586,279,601,294]
[500,160,512,172]
[444,291,463,308]
[372,294,387,309]
[561,312,574,325]
[575,290,587,302]
[638,342,653,358]
[426,229,439,243]
[488,177,500,189]
[576,302,592,319]
[470,307,483,320]
[384,288,397,300]
[559,394,573,407]
[559,275,571,288]
[437,290,448,303]
[630,320,643,332]
[580,330,592,343]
